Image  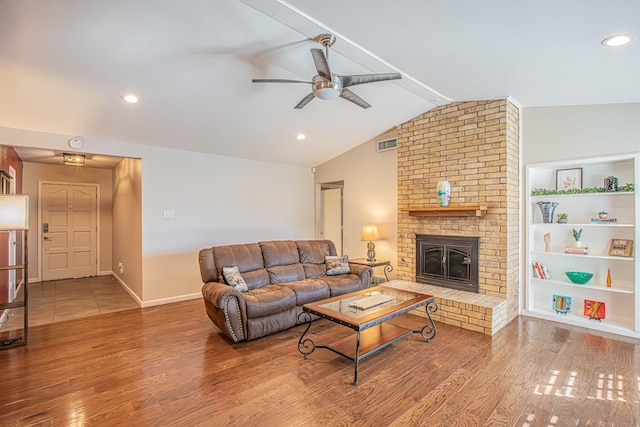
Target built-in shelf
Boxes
[404,205,487,217]
[531,191,634,199]
[531,278,634,294]
[530,223,634,228]
[531,250,635,261]
[525,153,639,338]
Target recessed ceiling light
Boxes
[601,34,633,47]
[121,94,139,103]
[295,133,306,141]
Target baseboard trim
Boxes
[111,273,143,307]
[110,273,201,308]
[140,293,202,308]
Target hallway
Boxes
[0,275,139,332]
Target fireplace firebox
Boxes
[416,234,479,293]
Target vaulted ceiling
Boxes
[1,0,638,166]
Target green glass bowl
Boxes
[565,271,593,284]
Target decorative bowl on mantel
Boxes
[565,271,594,285]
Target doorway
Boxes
[320,181,344,255]
[40,183,98,281]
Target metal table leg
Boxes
[418,301,438,342]
[297,312,316,358]
[383,264,393,282]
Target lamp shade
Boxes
[0,194,30,230]
[360,224,380,241]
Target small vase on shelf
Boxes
[606,268,612,288]
[437,181,450,207]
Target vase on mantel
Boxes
[437,181,450,207]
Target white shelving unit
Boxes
[524,153,640,338]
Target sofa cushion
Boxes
[213,243,270,290]
[302,263,326,279]
[325,255,351,276]
[280,279,330,305]
[222,266,248,292]
[267,264,305,283]
[259,240,299,267]
[296,240,332,264]
[244,285,296,318]
[322,274,364,297]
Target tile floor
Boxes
[0,275,140,332]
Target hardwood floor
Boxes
[0,298,638,426]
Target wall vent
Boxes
[376,138,397,152]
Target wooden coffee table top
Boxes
[302,285,433,331]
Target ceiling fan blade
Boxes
[310,49,332,80]
[341,73,401,87]
[340,88,371,109]
[252,78,311,84]
[294,92,316,109]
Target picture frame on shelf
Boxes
[608,238,634,257]
[584,300,606,321]
[556,168,583,191]
[552,295,571,315]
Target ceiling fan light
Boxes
[314,87,341,100]
[312,77,342,100]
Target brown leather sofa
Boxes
[199,239,372,342]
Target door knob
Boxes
[44,236,52,241]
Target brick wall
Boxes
[396,99,520,323]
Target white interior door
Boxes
[42,183,97,281]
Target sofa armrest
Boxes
[348,263,373,288]
[201,281,247,342]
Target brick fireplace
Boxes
[396,99,520,333]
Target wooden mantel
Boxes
[403,205,488,218]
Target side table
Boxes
[349,258,393,285]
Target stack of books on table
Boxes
[565,246,589,255]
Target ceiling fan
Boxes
[252,33,401,109]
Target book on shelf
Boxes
[565,246,589,255]
[591,218,617,224]
[532,261,550,279]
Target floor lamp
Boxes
[0,194,30,349]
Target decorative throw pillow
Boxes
[222,266,249,292]
[325,255,350,276]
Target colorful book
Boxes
[532,261,546,279]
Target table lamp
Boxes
[361,224,380,262]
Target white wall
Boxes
[522,103,640,163]
[112,157,143,301]
[0,126,315,305]
[314,129,398,278]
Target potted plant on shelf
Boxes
[572,228,583,247]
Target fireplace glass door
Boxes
[416,235,479,293]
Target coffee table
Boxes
[297,285,437,385]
